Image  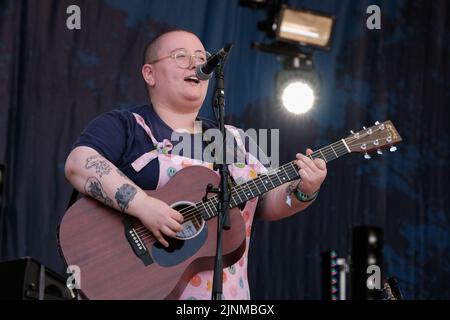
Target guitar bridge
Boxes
[123,217,153,266]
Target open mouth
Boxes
[184,75,200,84]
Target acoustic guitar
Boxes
[58,120,402,299]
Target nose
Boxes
[188,55,200,70]
[188,60,196,70]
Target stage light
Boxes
[275,6,335,50]
[275,56,320,114]
[281,82,314,114]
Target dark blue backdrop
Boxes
[0,0,449,299]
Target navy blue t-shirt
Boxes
[73,104,271,191]
[73,105,219,190]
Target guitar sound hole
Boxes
[154,237,184,252]
[171,202,205,240]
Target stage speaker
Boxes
[0,257,74,300]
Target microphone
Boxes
[195,43,233,81]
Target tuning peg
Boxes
[390,146,397,152]
[350,130,354,134]
[363,126,367,130]
[377,149,383,155]
[364,153,371,160]
[375,121,380,125]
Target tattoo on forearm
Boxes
[85,155,111,177]
[84,177,113,207]
[115,184,137,212]
[286,182,297,195]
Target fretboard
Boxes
[197,138,350,220]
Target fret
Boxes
[262,173,276,189]
[273,169,283,185]
[280,165,291,184]
[233,187,244,204]
[255,175,270,192]
[287,162,300,180]
[232,183,247,203]
[230,194,238,207]
[210,198,219,213]
[251,178,262,194]
[201,202,212,219]
[318,149,328,163]
[329,144,339,159]
[207,200,216,217]
[245,183,255,199]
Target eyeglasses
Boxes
[148,48,211,69]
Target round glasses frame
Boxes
[148,48,211,69]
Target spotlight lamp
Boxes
[275,5,335,51]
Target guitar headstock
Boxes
[345,120,402,159]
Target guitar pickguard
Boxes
[151,225,208,267]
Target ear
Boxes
[142,64,156,87]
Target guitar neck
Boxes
[197,138,351,220]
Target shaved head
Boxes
[143,28,197,65]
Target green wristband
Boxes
[294,189,319,203]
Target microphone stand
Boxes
[211,57,231,300]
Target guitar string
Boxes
[135,143,347,241]
[135,127,388,240]
[135,132,369,239]
[134,146,337,238]
[137,131,388,243]
[134,129,383,239]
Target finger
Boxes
[161,225,178,238]
[168,219,184,232]
[306,148,313,155]
[294,159,305,171]
[170,211,184,223]
[298,154,317,171]
[298,168,311,181]
[295,159,315,176]
[314,158,327,171]
[152,230,169,248]
[301,166,315,182]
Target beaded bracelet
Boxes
[294,189,319,202]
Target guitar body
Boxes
[58,166,246,300]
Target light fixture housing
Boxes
[275,5,335,50]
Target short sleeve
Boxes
[72,110,129,165]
